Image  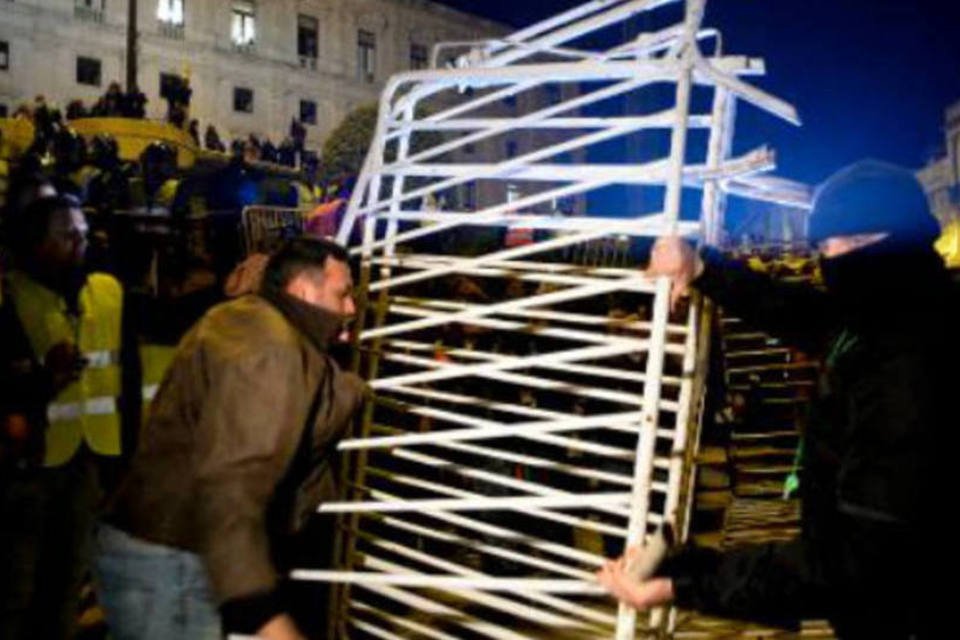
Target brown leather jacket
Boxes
[108,294,365,604]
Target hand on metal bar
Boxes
[646,236,705,310]
[596,530,674,612]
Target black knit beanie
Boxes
[808,159,940,248]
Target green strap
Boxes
[783,437,804,499]
[784,330,856,499]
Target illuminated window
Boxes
[157,0,184,25]
[231,1,256,46]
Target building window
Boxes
[410,43,428,70]
[157,0,184,37]
[75,0,106,23]
[157,0,184,24]
[300,99,317,125]
[506,183,520,203]
[506,140,518,158]
[357,29,376,82]
[76,56,102,87]
[0,41,8,71]
[233,87,254,113]
[298,14,318,62]
[463,183,476,209]
[231,1,256,46]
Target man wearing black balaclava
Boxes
[597,159,957,638]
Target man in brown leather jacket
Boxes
[95,238,366,640]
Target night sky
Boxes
[434,0,960,185]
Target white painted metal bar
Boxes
[376,354,682,422]
[385,302,661,345]
[353,571,531,640]
[377,337,684,391]
[384,335,681,388]
[374,212,701,236]
[339,410,644,452]
[373,396,646,452]
[387,447,658,517]
[365,269,654,329]
[357,471,632,536]
[372,393,641,460]
[352,602,461,640]
[381,151,773,185]
[389,114,712,134]
[468,0,639,59]
[379,351,668,421]
[366,488,608,566]
[353,524,615,629]
[358,536,600,629]
[617,0,700,635]
[365,242,657,293]
[321,493,631,515]
[297,571,608,595]
[392,431,635,487]
[393,0,681,115]
[374,515,599,582]
[380,256,674,282]
[356,556,601,639]
[387,293,690,336]
[350,617,408,640]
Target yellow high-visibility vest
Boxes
[139,343,177,420]
[6,271,123,467]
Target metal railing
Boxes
[74,4,104,24]
[308,1,802,638]
[158,20,185,40]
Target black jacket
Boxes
[662,247,957,638]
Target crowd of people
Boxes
[0,106,358,639]
[7,84,311,171]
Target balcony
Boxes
[299,56,317,71]
[233,40,257,55]
[74,5,104,24]
[159,20,185,41]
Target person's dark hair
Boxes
[261,237,350,293]
[4,172,54,220]
[8,194,82,256]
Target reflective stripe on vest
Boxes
[6,271,123,466]
[139,343,177,421]
[48,396,118,422]
[84,349,120,369]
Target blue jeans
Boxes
[93,524,222,640]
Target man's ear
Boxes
[285,273,309,300]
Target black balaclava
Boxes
[809,160,945,319]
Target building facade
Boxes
[0,0,506,150]
[918,99,960,227]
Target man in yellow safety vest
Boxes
[0,194,137,639]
